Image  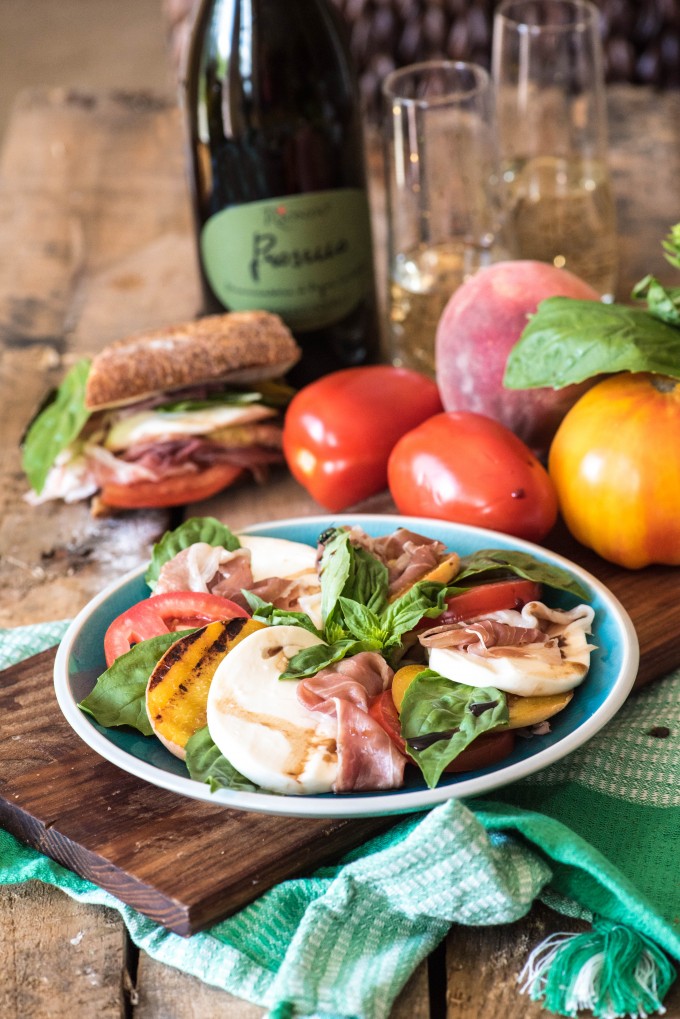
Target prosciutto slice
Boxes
[419,602,595,668]
[154,543,255,599]
[326,526,450,599]
[88,437,284,488]
[297,652,405,792]
[154,543,322,620]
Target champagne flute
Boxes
[492,0,618,301]
[382,61,509,376]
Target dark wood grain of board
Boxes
[0,648,396,936]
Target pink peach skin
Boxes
[435,261,600,458]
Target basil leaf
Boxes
[21,358,92,494]
[662,223,680,270]
[456,549,590,600]
[381,580,451,645]
[185,726,259,792]
[319,530,388,625]
[244,592,323,637]
[281,638,380,680]
[337,597,383,643]
[78,629,195,734]
[145,517,241,588]
[319,530,353,625]
[503,297,680,390]
[400,670,508,788]
[631,275,680,327]
[349,547,389,615]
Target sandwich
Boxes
[22,311,301,511]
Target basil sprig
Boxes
[271,529,452,679]
[21,358,92,494]
[504,223,680,391]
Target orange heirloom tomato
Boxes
[548,372,680,569]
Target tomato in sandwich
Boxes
[104,591,248,666]
[99,464,244,509]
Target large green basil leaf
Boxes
[456,550,589,601]
[503,297,680,390]
[145,517,241,588]
[78,629,195,734]
[22,358,92,494]
[185,726,259,793]
[400,670,508,788]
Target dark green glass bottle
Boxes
[183,0,380,386]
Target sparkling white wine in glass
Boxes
[383,61,506,376]
[492,0,618,300]
[389,241,503,375]
[503,155,618,300]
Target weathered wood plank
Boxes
[134,941,431,1018]
[0,88,201,350]
[445,902,680,1018]
[0,883,125,1018]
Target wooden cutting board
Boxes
[1,527,678,936]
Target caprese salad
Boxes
[79,517,596,795]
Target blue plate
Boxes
[54,514,639,818]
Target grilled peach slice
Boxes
[146,616,266,759]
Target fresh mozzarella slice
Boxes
[237,534,317,581]
[207,625,337,795]
[427,602,595,697]
[104,403,275,451]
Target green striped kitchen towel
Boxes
[0,621,678,1019]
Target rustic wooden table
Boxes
[0,84,678,1018]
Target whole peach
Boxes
[435,261,600,457]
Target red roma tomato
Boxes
[100,464,244,509]
[368,692,516,773]
[548,372,680,568]
[387,411,558,542]
[282,366,442,511]
[104,591,248,665]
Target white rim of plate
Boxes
[53,514,640,818]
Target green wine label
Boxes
[200,188,372,331]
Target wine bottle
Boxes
[183,0,380,386]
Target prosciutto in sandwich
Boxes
[22,311,301,510]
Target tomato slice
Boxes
[104,591,248,666]
[368,690,516,775]
[99,464,244,509]
[368,690,409,757]
[443,730,515,773]
[435,579,542,625]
